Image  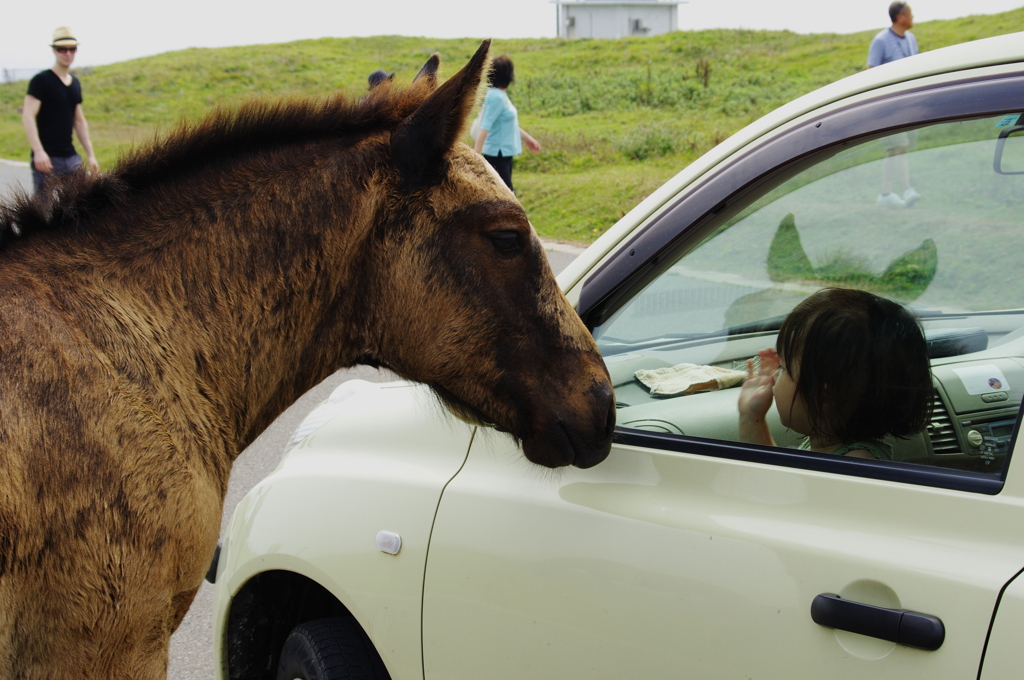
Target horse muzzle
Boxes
[521,379,616,469]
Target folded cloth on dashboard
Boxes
[634,362,746,397]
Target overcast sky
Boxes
[2,0,1022,71]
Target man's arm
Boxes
[73,104,99,173]
[21,94,52,173]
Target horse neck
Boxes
[77,154,384,456]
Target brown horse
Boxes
[0,41,614,678]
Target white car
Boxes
[213,33,1024,680]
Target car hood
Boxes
[281,378,477,465]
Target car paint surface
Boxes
[421,428,1024,679]
[980,568,1024,679]
[214,33,1024,679]
[213,380,473,679]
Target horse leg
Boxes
[170,586,200,632]
[1,484,222,678]
[0,570,173,680]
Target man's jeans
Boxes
[31,152,82,194]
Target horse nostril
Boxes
[591,378,617,437]
[573,443,611,469]
[604,398,617,437]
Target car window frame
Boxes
[578,71,1024,495]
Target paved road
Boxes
[0,160,582,678]
[0,158,32,197]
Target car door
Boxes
[421,69,1024,680]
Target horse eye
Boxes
[487,231,524,256]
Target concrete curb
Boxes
[542,240,587,255]
[0,158,30,169]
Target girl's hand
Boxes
[756,347,781,378]
[737,348,780,446]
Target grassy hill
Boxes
[2,8,1022,243]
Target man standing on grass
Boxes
[868,2,918,67]
[868,3,920,208]
[22,26,99,195]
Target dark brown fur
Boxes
[0,41,613,677]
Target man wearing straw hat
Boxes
[22,26,99,194]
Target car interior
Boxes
[603,313,1023,474]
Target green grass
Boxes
[2,9,1022,243]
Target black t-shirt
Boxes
[27,70,83,157]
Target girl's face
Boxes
[773,354,812,436]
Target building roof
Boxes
[554,0,684,5]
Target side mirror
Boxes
[994,125,1024,175]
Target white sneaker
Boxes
[903,188,921,207]
[877,192,906,208]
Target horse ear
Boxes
[391,39,491,185]
[413,54,440,87]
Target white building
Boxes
[554,0,685,39]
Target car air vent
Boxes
[926,393,961,455]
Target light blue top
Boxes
[480,87,522,157]
[867,28,918,67]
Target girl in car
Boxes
[737,287,933,460]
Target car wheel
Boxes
[276,617,390,680]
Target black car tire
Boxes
[276,617,390,680]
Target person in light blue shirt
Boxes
[867,2,918,67]
[473,55,540,192]
[867,3,921,208]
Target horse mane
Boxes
[0,78,436,250]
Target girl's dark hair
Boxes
[776,288,932,444]
[488,56,515,89]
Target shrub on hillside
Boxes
[615,123,677,160]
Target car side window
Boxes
[594,114,1024,483]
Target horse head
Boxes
[365,41,615,468]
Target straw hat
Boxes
[51,27,78,48]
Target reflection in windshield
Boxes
[765,212,937,299]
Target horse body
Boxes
[0,250,225,675]
[0,42,614,677]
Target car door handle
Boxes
[811,593,945,650]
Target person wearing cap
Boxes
[367,69,394,90]
[22,26,99,194]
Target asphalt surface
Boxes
[0,159,582,678]
[0,158,32,197]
